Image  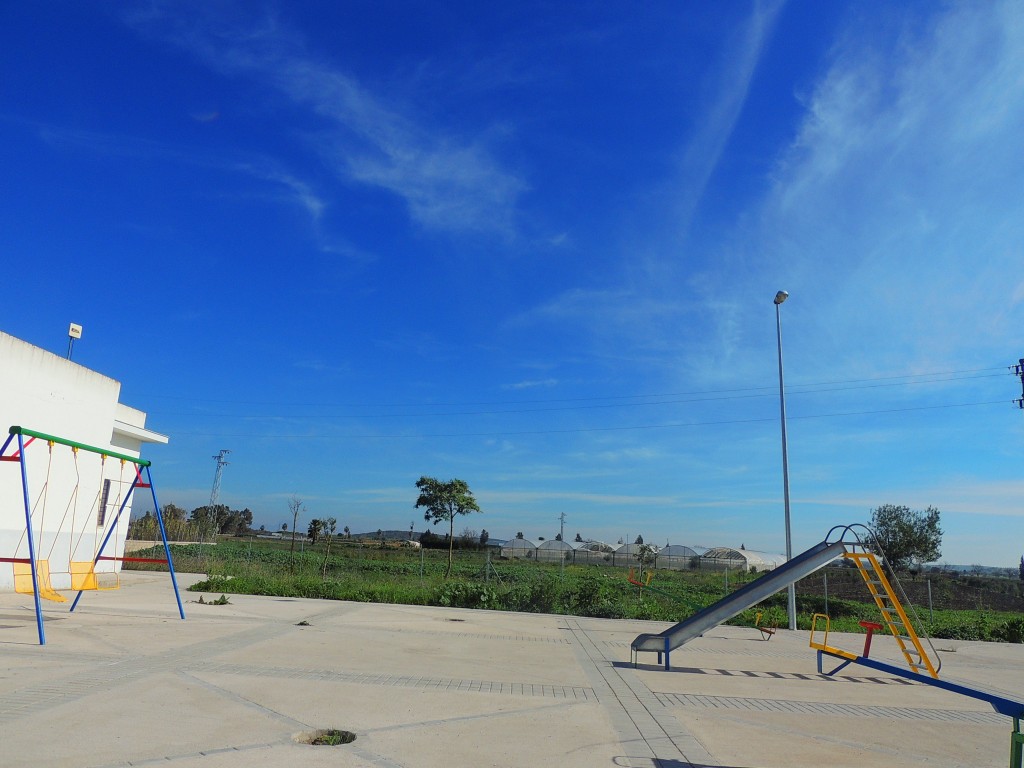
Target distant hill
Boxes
[350,530,505,546]
[929,564,1018,578]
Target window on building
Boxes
[98,479,111,527]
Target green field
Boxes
[127,537,1024,643]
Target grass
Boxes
[125,538,1024,643]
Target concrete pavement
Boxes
[1,571,1022,767]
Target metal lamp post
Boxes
[774,290,797,631]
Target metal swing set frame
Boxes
[1,425,186,645]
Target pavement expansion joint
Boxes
[198,661,599,700]
[654,691,1006,725]
[562,618,716,767]
[660,665,915,685]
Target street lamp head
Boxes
[774,290,789,305]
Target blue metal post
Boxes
[16,434,46,645]
[147,466,185,620]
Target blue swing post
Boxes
[0,431,49,645]
[144,464,185,619]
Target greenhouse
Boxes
[572,541,614,565]
[536,539,574,562]
[700,547,786,572]
[656,544,707,571]
[500,538,536,559]
[611,542,658,567]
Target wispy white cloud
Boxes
[483,489,680,507]
[507,3,784,371]
[236,161,324,220]
[502,378,558,391]
[35,121,330,240]
[672,0,786,234]
[125,5,525,237]
[751,0,1024,371]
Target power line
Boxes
[146,371,1010,421]
[141,365,1008,411]
[168,398,1009,441]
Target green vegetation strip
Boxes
[125,539,1024,642]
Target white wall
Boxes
[0,332,167,592]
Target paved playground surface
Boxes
[1,572,1021,767]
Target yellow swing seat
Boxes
[70,561,120,591]
[13,560,68,603]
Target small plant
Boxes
[309,729,355,745]
[196,594,231,605]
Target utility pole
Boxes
[208,450,230,539]
[1013,358,1024,409]
[558,511,567,577]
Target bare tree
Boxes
[288,496,304,554]
[322,517,337,579]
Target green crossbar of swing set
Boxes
[8,426,151,467]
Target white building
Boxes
[0,331,167,593]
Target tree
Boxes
[128,511,157,541]
[634,542,657,586]
[415,476,482,578]
[635,534,644,545]
[516,531,524,539]
[575,532,583,543]
[479,529,489,546]
[635,543,656,567]
[190,504,227,541]
[1019,556,1023,583]
[555,532,562,541]
[189,504,252,537]
[288,496,304,554]
[162,503,188,522]
[308,518,323,545]
[321,517,337,578]
[869,504,942,570]
[343,525,350,539]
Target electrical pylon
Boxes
[210,450,231,509]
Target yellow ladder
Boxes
[847,552,938,678]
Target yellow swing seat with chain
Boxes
[70,561,119,591]
[13,560,68,603]
[66,453,124,593]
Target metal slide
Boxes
[631,539,849,669]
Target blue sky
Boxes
[3,1,1023,566]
